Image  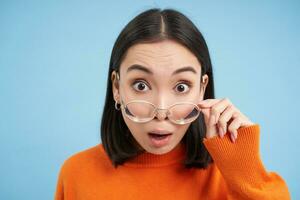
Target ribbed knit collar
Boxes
[123,142,186,168]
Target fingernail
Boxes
[219,127,224,138]
[222,127,226,135]
[230,133,235,143]
[234,131,238,141]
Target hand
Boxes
[198,98,255,142]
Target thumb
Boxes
[200,108,218,139]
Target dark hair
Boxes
[101,8,215,168]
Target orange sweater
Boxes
[54,124,291,199]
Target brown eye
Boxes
[132,81,150,92]
[175,83,190,93]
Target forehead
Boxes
[120,40,201,75]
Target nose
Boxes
[155,108,169,121]
[153,95,172,121]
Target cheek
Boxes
[121,110,144,138]
[173,124,190,138]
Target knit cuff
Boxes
[203,124,269,188]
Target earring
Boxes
[115,100,121,110]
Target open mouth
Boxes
[148,133,171,139]
[148,133,172,147]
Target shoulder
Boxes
[58,144,112,177]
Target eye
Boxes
[132,80,150,92]
[175,82,191,93]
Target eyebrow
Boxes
[126,64,197,75]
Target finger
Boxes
[209,114,216,126]
[206,116,218,139]
[217,105,236,137]
[210,98,231,126]
[227,115,243,142]
[200,107,210,119]
[198,99,220,108]
[202,108,219,139]
[217,124,225,138]
[200,108,217,139]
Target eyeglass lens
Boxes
[124,102,199,124]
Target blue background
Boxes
[1,1,299,199]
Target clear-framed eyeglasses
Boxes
[115,99,202,125]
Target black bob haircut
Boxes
[101,8,215,169]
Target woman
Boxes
[55,8,291,199]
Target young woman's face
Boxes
[112,40,209,155]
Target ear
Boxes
[111,70,120,102]
[199,74,209,101]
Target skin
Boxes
[111,39,255,155]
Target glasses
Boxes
[116,99,201,125]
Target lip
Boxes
[149,129,173,135]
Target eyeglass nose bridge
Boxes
[153,107,171,120]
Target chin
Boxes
[146,144,174,155]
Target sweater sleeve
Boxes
[54,162,65,200]
[203,124,291,200]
